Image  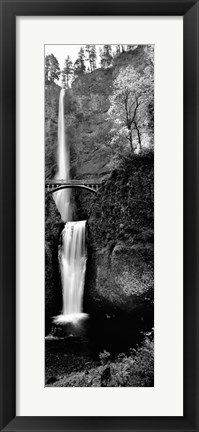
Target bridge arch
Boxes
[47,184,97,195]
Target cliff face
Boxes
[84,244,153,314]
[66,68,113,179]
[84,152,154,314]
[45,69,113,181]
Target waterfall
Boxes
[54,221,87,323]
[53,88,71,222]
[53,89,88,324]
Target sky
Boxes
[45,44,107,70]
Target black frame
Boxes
[0,1,198,431]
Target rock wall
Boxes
[85,243,153,314]
[84,152,154,314]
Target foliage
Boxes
[45,84,60,179]
[45,54,61,84]
[85,45,97,72]
[99,350,111,365]
[108,64,154,152]
[89,151,154,250]
[100,45,113,68]
[144,45,154,68]
[74,47,86,76]
[45,45,154,85]
[115,45,125,54]
[127,44,137,51]
[46,331,154,387]
[62,55,74,87]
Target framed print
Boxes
[0,1,199,431]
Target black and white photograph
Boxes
[45,44,154,387]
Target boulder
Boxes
[85,241,153,313]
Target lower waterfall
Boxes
[53,220,88,324]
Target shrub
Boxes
[46,331,154,387]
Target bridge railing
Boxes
[45,179,101,194]
[45,179,102,186]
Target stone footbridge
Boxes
[45,179,101,194]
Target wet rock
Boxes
[85,242,153,313]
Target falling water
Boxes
[53,88,71,222]
[54,221,87,323]
[53,89,88,324]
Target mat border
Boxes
[0,1,199,431]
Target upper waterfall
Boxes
[53,88,71,222]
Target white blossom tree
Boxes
[108,65,153,153]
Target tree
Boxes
[62,55,73,87]
[116,45,121,54]
[74,47,86,76]
[127,45,137,51]
[90,45,97,70]
[144,45,154,68]
[45,54,60,84]
[108,65,153,152]
[85,45,92,70]
[85,44,97,72]
[143,46,154,138]
[74,59,82,77]
[100,45,113,68]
